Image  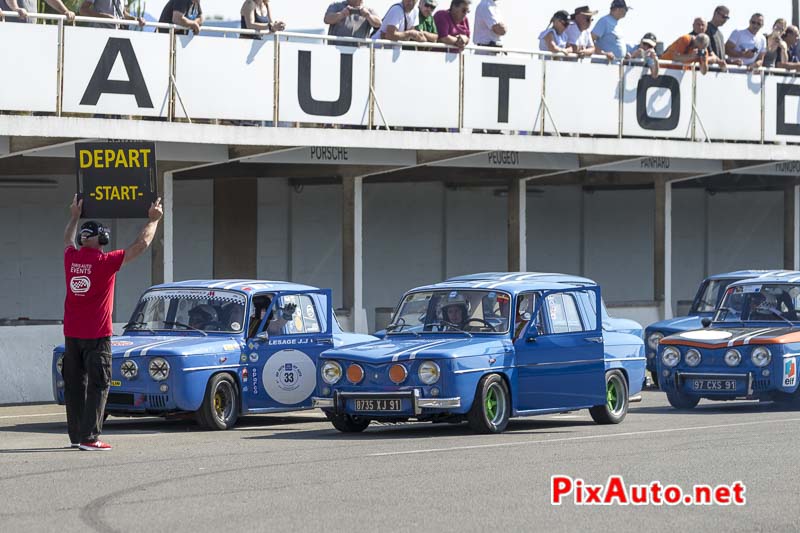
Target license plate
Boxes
[692,379,738,391]
[353,399,403,412]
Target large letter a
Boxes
[80,38,154,108]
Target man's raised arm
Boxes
[122,198,163,266]
[64,195,82,249]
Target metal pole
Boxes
[458,52,465,131]
[540,57,546,135]
[368,41,375,129]
[618,61,624,139]
[168,27,175,122]
[691,66,697,142]
[760,70,766,144]
[273,32,280,126]
[56,18,64,117]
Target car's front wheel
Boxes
[327,412,371,433]
[590,370,629,424]
[467,374,510,433]
[196,373,239,430]
[666,390,700,410]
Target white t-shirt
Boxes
[474,0,503,46]
[727,28,767,65]
[565,21,592,49]
[372,3,418,40]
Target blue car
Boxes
[313,276,645,434]
[52,280,375,430]
[656,271,800,409]
[644,270,776,385]
[374,272,643,338]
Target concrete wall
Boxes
[0,325,62,404]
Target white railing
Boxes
[2,12,800,143]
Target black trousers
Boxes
[63,337,112,443]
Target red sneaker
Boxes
[78,440,112,451]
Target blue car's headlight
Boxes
[661,346,680,368]
[56,354,64,376]
[751,346,771,367]
[148,357,170,381]
[724,349,742,367]
[647,332,664,352]
[321,361,342,385]
[685,349,702,367]
[418,361,441,385]
[121,360,138,379]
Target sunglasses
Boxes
[750,20,763,25]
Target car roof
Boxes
[705,270,787,281]
[446,272,597,284]
[148,279,320,293]
[413,278,593,295]
[728,271,800,286]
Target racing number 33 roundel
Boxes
[262,349,316,405]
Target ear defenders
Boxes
[77,221,111,247]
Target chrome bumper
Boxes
[312,390,461,415]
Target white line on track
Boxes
[368,416,800,457]
[0,412,63,420]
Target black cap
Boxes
[640,32,657,46]
[79,220,103,239]
[610,0,631,9]
[553,9,570,22]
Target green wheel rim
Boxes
[606,376,624,415]
[484,382,507,426]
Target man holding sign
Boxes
[62,194,163,451]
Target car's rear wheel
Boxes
[666,390,700,410]
[467,374,510,433]
[590,370,629,424]
[196,373,239,430]
[327,412,371,433]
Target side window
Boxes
[545,293,585,334]
[269,295,320,336]
[576,291,599,331]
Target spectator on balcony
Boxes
[703,5,731,61]
[762,20,788,68]
[592,0,630,61]
[79,0,145,29]
[325,0,381,45]
[474,0,506,51]
[538,10,571,56]
[158,0,204,35]
[566,5,598,58]
[434,0,471,52]
[663,32,722,74]
[416,0,439,43]
[0,0,74,23]
[725,13,766,70]
[776,25,800,71]
[240,0,285,39]
[628,32,659,78]
[372,0,425,44]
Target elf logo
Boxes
[784,358,797,387]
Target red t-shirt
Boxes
[63,246,125,339]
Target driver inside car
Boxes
[188,304,219,331]
[441,300,469,330]
[746,292,779,321]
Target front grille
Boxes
[107,392,134,406]
[147,394,169,408]
[753,379,771,392]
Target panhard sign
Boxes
[75,141,157,219]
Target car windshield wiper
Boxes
[162,321,208,336]
[715,306,737,322]
[123,321,156,334]
[385,323,420,337]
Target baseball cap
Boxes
[79,220,103,239]
[610,0,631,10]
[553,10,570,22]
[640,32,657,47]
[422,0,437,6]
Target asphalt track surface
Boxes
[0,392,798,533]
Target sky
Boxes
[144,0,793,49]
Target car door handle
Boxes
[585,336,604,344]
[318,338,333,345]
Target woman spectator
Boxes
[629,32,660,78]
[240,0,285,39]
[434,0,471,52]
[763,28,788,68]
[538,10,570,55]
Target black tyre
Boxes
[649,371,659,389]
[666,390,700,410]
[327,412,371,433]
[589,370,630,424]
[196,373,239,430]
[467,374,510,434]
[590,370,629,424]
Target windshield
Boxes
[693,279,739,313]
[127,289,247,333]
[388,290,511,334]
[714,284,800,323]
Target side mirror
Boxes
[701,318,712,328]
[255,331,270,343]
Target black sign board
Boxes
[75,141,157,218]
